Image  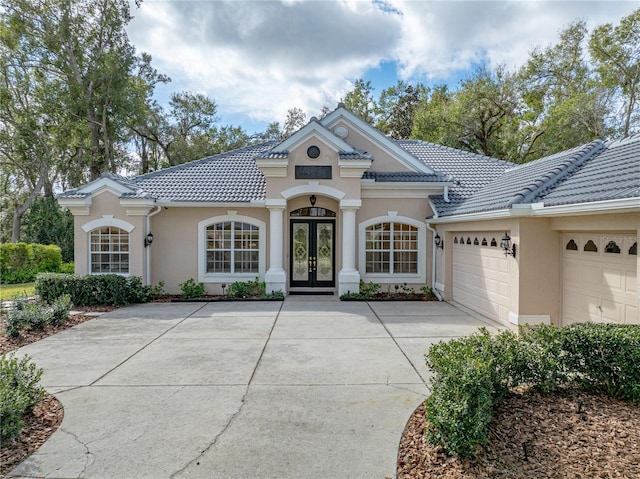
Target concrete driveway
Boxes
[8,297,500,479]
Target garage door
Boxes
[452,233,511,324]
[563,234,638,325]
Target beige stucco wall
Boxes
[332,121,412,173]
[74,191,146,280]
[433,211,640,328]
[148,206,270,294]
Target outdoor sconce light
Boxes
[310,195,317,206]
[500,232,516,258]
[144,232,154,247]
[434,233,443,249]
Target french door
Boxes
[290,220,335,288]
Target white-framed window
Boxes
[198,215,266,282]
[359,215,426,283]
[82,216,135,275]
[89,226,130,274]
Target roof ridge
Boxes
[604,132,640,148]
[507,140,606,206]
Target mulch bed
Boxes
[398,388,640,478]
[1,307,116,477]
[0,393,64,477]
[0,306,115,355]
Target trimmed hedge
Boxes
[0,243,63,284]
[35,273,159,306]
[424,323,640,457]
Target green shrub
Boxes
[0,353,44,442]
[59,262,75,274]
[359,280,380,299]
[425,329,522,457]
[226,277,264,298]
[559,323,640,401]
[180,278,205,299]
[4,295,72,336]
[36,273,159,306]
[0,243,63,284]
[50,294,72,326]
[424,323,640,457]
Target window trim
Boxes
[198,215,266,283]
[82,216,134,276]
[358,215,426,283]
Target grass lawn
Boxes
[0,283,36,301]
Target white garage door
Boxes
[452,233,511,324]
[563,234,638,325]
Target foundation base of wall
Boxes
[509,312,551,326]
[338,269,361,297]
[265,268,287,295]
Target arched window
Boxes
[359,215,425,282]
[290,207,336,217]
[605,241,621,254]
[198,215,266,282]
[466,237,471,245]
[481,238,488,246]
[365,222,418,274]
[454,237,459,244]
[90,226,129,274]
[473,238,479,245]
[584,240,598,252]
[490,238,497,247]
[630,242,638,256]
[206,221,259,273]
[566,239,578,251]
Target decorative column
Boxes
[265,199,287,294]
[338,200,361,296]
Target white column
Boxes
[265,200,287,294]
[338,200,361,296]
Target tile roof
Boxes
[131,142,277,203]
[362,171,448,182]
[395,140,513,216]
[446,140,606,216]
[535,135,640,206]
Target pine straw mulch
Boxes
[398,388,640,478]
[0,393,64,477]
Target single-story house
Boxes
[58,104,639,329]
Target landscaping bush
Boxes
[226,277,265,298]
[5,295,72,337]
[35,273,161,306]
[0,353,44,442]
[424,323,640,457]
[0,243,63,284]
[180,278,205,299]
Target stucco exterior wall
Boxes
[148,206,270,294]
[74,191,146,279]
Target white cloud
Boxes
[127,0,639,130]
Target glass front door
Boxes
[290,220,335,288]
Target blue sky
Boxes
[126,0,640,135]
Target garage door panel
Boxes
[602,267,627,292]
[626,270,637,294]
[453,232,510,324]
[562,233,637,325]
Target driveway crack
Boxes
[170,300,284,478]
[54,427,93,479]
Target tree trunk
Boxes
[11,173,46,242]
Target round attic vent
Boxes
[307,145,321,159]
[334,125,348,139]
